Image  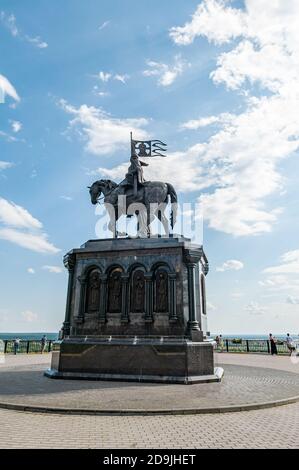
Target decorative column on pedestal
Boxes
[99,274,108,323]
[121,274,130,323]
[169,273,178,323]
[76,274,86,324]
[184,249,203,342]
[144,273,154,322]
[62,252,76,336]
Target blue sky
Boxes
[1,0,299,334]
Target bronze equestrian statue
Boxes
[89,134,177,237]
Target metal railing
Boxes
[2,340,54,354]
[216,339,299,355]
[1,338,298,355]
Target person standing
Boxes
[269,334,277,356]
[219,335,224,353]
[286,333,295,356]
[40,335,47,354]
[13,337,20,355]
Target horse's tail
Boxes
[166,183,178,229]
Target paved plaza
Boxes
[0,353,298,448]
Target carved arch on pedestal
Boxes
[78,264,102,318]
[106,265,124,314]
[151,262,172,314]
[128,263,147,314]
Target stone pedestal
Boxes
[46,236,220,384]
[46,337,220,384]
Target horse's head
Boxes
[88,179,117,204]
[88,181,102,205]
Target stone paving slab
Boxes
[0,360,299,414]
[0,404,298,449]
[215,352,299,374]
[0,355,298,448]
[0,354,51,368]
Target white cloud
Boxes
[97,71,111,83]
[27,268,35,274]
[0,74,20,102]
[216,259,244,272]
[0,198,59,254]
[95,72,129,84]
[93,89,110,97]
[180,114,231,130]
[0,228,59,254]
[170,0,246,46]
[165,0,299,236]
[10,120,22,133]
[286,295,299,305]
[211,40,290,92]
[0,11,47,48]
[0,161,13,171]
[99,21,110,31]
[60,195,73,201]
[59,99,149,156]
[42,265,63,274]
[263,250,299,274]
[259,251,299,302]
[0,198,42,229]
[244,301,267,316]
[0,131,19,143]
[91,162,127,180]
[259,263,299,302]
[25,35,48,49]
[0,11,18,36]
[143,55,187,87]
[259,275,289,288]
[21,310,38,322]
[114,74,130,84]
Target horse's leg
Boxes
[158,208,170,237]
[147,206,152,238]
[108,218,115,237]
[156,209,163,237]
[107,205,117,238]
[138,209,147,238]
[149,212,157,237]
[114,208,118,238]
[115,211,128,238]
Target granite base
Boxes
[46,337,220,385]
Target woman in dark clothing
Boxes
[269,333,277,356]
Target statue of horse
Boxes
[89,179,177,237]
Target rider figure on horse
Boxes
[119,148,149,196]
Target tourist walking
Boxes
[40,335,47,354]
[13,338,20,355]
[286,333,296,356]
[269,334,277,356]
